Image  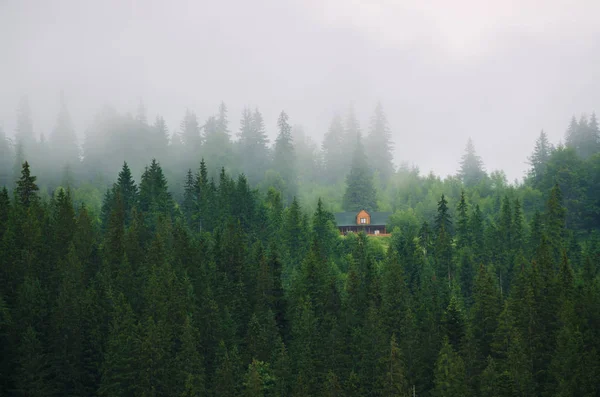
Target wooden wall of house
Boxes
[355,210,370,225]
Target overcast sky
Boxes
[1,0,600,181]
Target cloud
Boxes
[303,0,599,59]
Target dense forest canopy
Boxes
[0,98,600,396]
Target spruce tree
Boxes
[322,114,346,183]
[458,138,486,186]
[366,102,395,182]
[15,161,39,208]
[342,134,377,212]
[432,337,467,397]
[273,110,297,202]
[50,92,79,173]
[456,190,470,249]
[0,127,13,188]
[527,130,552,186]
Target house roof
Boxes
[334,211,392,227]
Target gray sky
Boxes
[1,0,600,181]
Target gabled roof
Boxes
[334,211,392,227]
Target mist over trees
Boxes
[1,96,600,396]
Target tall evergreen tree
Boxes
[238,107,270,184]
[527,130,552,186]
[273,111,297,202]
[15,161,39,208]
[432,337,467,397]
[50,92,79,174]
[321,114,346,183]
[342,134,377,212]
[366,102,395,182]
[458,138,486,186]
[0,127,14,188]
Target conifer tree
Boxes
[98,292,137,396]
[458,138,486,186]
[138,159,173,220]
[180,109,202,157]
[377,333,408,396]
[471,264,501,363]
[273,110,297,202]
[456,190,470,249]
[0,127,14,187]
[311,198,338,260]
[151,115,169,161]
[366,102,395,182]
[545,183,566,260]
[342,134,377,212]
[322,114,346,183]
[50,92,79,173]
[15,161,39,208]
[238,107,270,184]
[432,337,467,397]
[15,326,54,397]
[182,168,196,225]
[435,194,453,282]
[527,130,552,186]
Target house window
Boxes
[360,218,367,224]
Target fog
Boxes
[2,0,600,181]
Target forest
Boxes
[0,97,600,396]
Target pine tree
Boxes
[273,110,297,202]
[15,96,36,151]
[14,326,54,396]
[182,168,196,226]
[435,194,453,282]
[545,183,566,260]
[138,159,173,220]
[50,92,79,173]
[0,127,14,187]
[98,292,137,396]
[471,264,501,363]
[458,138,486,186]
[442,294,465,352]
[50,244,86,396]
[151,115,169,160]
[311,198,338,260]
[204,102,234,175]
[180,109,202,157]
[15,161,39,208]
[432,337,467,397]
[0,187,10,240]
[115,162,138,225]
[527,130,552,186]
[322,114,346,183]
[377,333,408,396]
[456,190,470,249]
[238,107,270,184]
[342,134,377,212]
[366,102,395,182]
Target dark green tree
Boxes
[527,130,552,186]
[15,161,39,208]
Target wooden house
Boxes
[334,209,392,236]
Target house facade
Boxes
[334,209,392,236]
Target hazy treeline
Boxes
[0,97,394,205]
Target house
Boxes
[334,209,392,236]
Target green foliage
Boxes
[1,132,600,397]
[342,134,377,212]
